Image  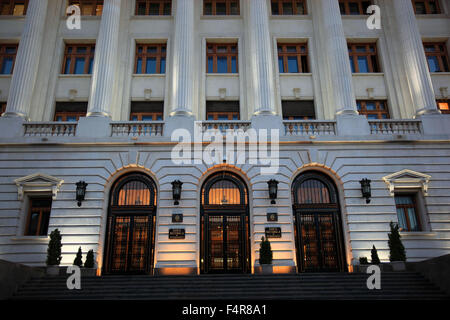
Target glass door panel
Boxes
[226,215,241,270]
[209,215,224,270]
[111,216,131,272]
[129,216,150,272]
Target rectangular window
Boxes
[395,195,421,232]
[412,0,441,14]
[348,43,380,73]
[54,102,87,121]
[130,101,164,121]
[68,0,103,16]
[62,44,95,75]
[437,100,450,114]
[278,43,309,73]
[282,100,315,120]
[357,100,390,119]
[206,101,240,120]
[207,43,238,74]
[135,43,166,74]
[424,42,449,73]
[339,0,372,15]
[0,0,28,15]
[25,197,52,236]
[135,0,171,15]
[0,44,17,75]
[203,0,239,15]
[271,0,307,15]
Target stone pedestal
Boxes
[336,114,371,136]
[0,117,25,138]
[419,114,450,136]
[251,114,285,133]
[76,117,111,138]
[164,115,195,138]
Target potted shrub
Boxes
[358,257,369,272]
[259,236,273,274]
[73,247,83,267]
[46,229,63,276]
[371,245,381,265]
[388,222,406,271]
[83,249,97,277]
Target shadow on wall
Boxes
[407,254,450,295]
[0,259,45,299]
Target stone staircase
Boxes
[12,272,449,300]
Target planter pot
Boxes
[261,264,273,274]
[46,266,60,276]
[81,268,97,277]
[391,261,406,271]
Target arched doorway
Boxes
[292,171,346,272]
[103,173,157,275]
[200,172,250,274]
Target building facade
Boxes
[0,0,450,275]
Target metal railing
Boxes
[284,120,337,136]
[368,120,422,135]
[24,122,77,137]
[110,121,164,137]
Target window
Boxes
[203,0,239,15]
[135,0,171,15]
[0,0,28,15]
[357,100,390,119]
[348,43,380,73]
[130,101,164,121]
[271,0,307,15]
[206,101,240,120]
[25,197,52,236]
[207,43,238,74]
[62,44,95,75]
[395,195,421,232]
[437,100,450,114]
[278,43,309,73]
[424,42,449,73]
[54,102,87,121]
[1,102,6,114]
[0,44,18,75]
[412,0,441,14]
[68,0,103,16]
[282,101,315,120]
[135,43,166,74]
[339,0,372,15]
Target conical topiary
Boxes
[259,236,273,265]
[371,245,381,264]
[46,229,62,266]
[73,247,83,267]
[388,222,406,262]
[84,249,95,268]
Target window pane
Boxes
[339,3,345,14]
[217,56,228,73]
[149,3,159,15]
[415,2,426,14]
[231,57,237,73]
[271,2,279,15]
[427,56,441,72]
[357,56,369,72]
[142,115,153,121]
[349,57,355,72]
[28,212,40,235]
[88,58,94,74]
[296,2,305,14]
[146,57,157,74]
[366,102,376,110]
[136,57,142,74]
[216,2,226,15]
[160,58,166,74]
[1,57,13,74]
[395,196,414,205]
[81,5,93,15]
[208,57,214,73]
[5,47,16,54]
[396,208,408,231]
[278,57,284,73]
[287,56,299,73]
[74,58,85,74]
[407,208,419,231]
[283,3,293,14]
[230,2,238,15]
[163,3,171,15]
[137,3,146,15]
[204,3,212,15]
[13,4,25,16]
[76,46,87,53]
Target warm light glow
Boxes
[438,102,449,111]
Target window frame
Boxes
[62,43,96,75]
[348,43,380,73]
[25,197,52,236]
[278,43,309,74]
[54,111,87,122]
[130,111,164,121]
[206,111,240,121]
[357,100,390,119]
[134,43,167,75]
[411,0,441,14]
[135,0,172,16]
[271,0,307,15]
[0,43,18,75]
[395,194,422,232]
[203,0,240,16]
[0,0,28,16]
[423,42,450,73]
[206,43,239,74]
[68,0,103,16]
[339,0,372,15]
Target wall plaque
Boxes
[172,213,183,223]
[267,212,278,222]
[169,228,185,239]
[265,227,282,239]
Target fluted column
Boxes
[170,0,195,116]
[248,0,276,115]
[3,0,48,119]
[318,0,358,115]
[392,0,439,115]
[87,0,121,117]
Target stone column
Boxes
[3,0,48,119]
[318,0,358,115]
[248,0,276,115]
[170,0,195,116]
[86,0,121,117]
[392,0,439,115]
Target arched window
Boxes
[293,172,337,206]
[111,174,156,207]
[202,172,247,206]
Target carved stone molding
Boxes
[382,169,431,196]
[14,173,64,201]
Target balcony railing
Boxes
[111,121,164,137]
[199,121,252,133]
[368,120,422,135]
[284,121,337,136]
[24,122,77,137]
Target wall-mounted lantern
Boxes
[76,181,88,207]
[171,180,183,205]
[360,178,372,204]
[267,179,279,204]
